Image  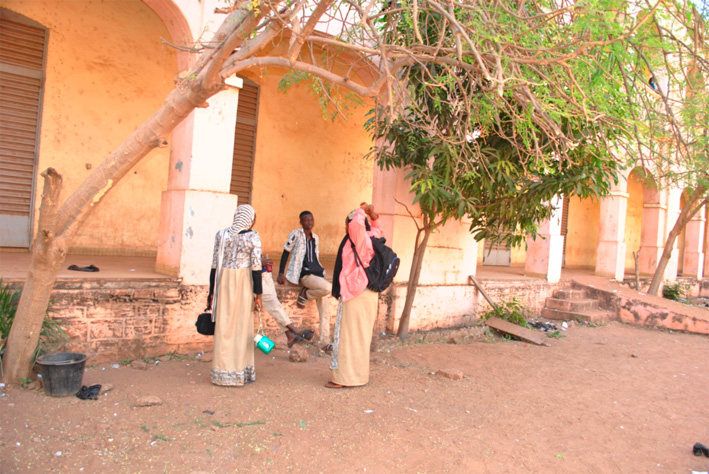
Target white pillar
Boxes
[525,195,564,283]
[595,181,628,280]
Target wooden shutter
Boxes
[0,10,47,247]
[230,78,260,204]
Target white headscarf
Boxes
[229,204,255,236]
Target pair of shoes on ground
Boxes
[296,287,308,308]
[287,329,314,348]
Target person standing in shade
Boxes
[207,204,262,387]
[277,210,332,351]
[326,203,382,388]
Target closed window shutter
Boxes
[230,78,259,204]
[0,10,46,219]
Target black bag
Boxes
[351,236,400,292]
[196,312,215,335]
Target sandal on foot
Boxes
[301,329,314,341]
[321,344,333,354]
[297,287,308,308]
[324,381,347,389]
[287,334,306,348]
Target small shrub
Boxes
[479,297,531,329]
[662,281,690,301]
[0,279,69,370]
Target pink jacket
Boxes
[339,208,383,302]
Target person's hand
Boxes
[253,294,262,312]
[360,202,378,220]
[277,273,286,285]
[261,254,273,267]
[206,294,213,311]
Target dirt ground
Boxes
[1,321,708,474]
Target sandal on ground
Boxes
[287,334,306,348]
[324,381,347,389]
[301,329,314,341]
[321,344,333,354]
[297,287,308,308]
[68,264,100,272]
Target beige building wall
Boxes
[624,172,644,270]
[4,0,177,255]
[241,69,375,257]
[565,196,601,268]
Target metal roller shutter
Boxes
[230,78,260,204]
[0,9,47,247]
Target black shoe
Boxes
[693,442,709,457]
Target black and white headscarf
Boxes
[229,204,255,236]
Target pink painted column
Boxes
[638,187,666,275]
[682,206,705,278]
[595,181,628,280]
[525,195,564,283]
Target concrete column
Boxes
[595,180,628,280]
[156,79,243,284]
[663,188,683,281]
[682,203,705,279]
[525,195,564,283]
[638,187,667,275]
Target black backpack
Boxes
[350,236,400,292]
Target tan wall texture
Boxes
[624,172,644,270]
[565,195,601,268]
[4,0,177,255]
[242,68,376,257]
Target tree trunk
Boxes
[3,169,67,382]
[647,192,708,296]
[397,225,433,339]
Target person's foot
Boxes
[324,381,347,389]
[287,334,306,348]
[321,343,333,354]
[297,287,308,308]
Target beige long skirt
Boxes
[211,267,255,386]
[331,289,378,387]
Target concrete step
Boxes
[544,297,599,312]
[552,288,587,300]
[541,307,616,323]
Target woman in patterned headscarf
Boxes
[208,204,263,386]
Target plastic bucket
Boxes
[35,352,88,397]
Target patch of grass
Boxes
[546,331,566,339]
[236,420,266,428]
[151,435,171,442]
[662,281,690,302]
[0,280,68,375]
[120,358,131,365]
[479,297,531,329]
[18,377,32,388]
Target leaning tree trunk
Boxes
[3,169,68,383]
[647,191,708,296]
[396,225,433,339]
[1,4,273,384]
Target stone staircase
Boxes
[541,288,615,323]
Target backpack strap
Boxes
[348,236,365,268]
